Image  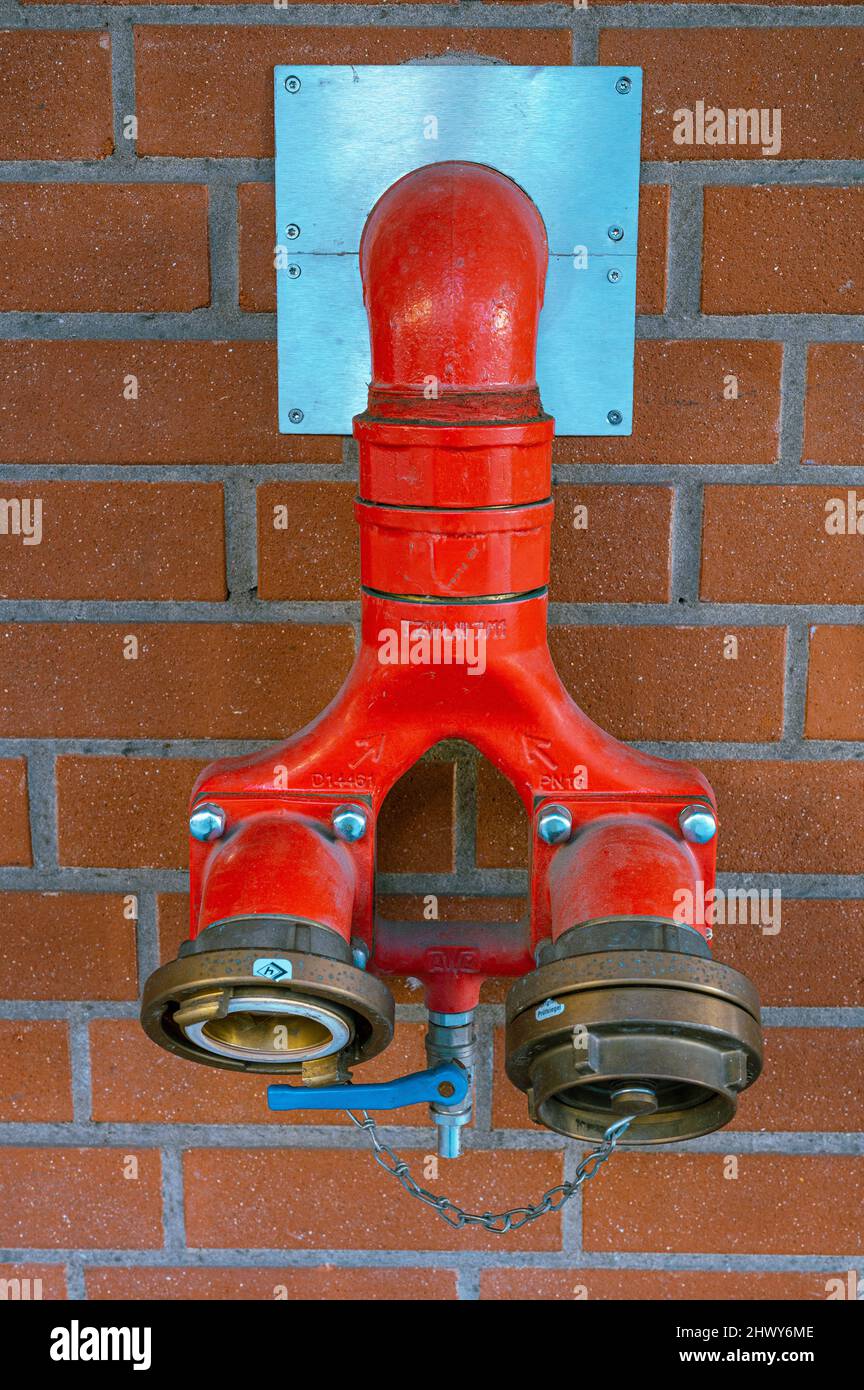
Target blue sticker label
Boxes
[535,998,565,1021]
[253,957,293,982]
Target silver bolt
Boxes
[189,803,226,843]
[537,804,573,846]
[679,803,718,844]
[287,263,301,279]
[615,76,632,95]
[607,268,622,284]
[607,409,623,426]
[286,224,300,240]
[608,225,624,242]
[288,408,304,424]
[285,75,301,94]
[351,938,370,971]
[332,803,368,842]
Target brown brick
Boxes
[0,760,31,866]
[0,1023,73,1122]
[553,342,781,465]
[476,760,528,870]
[239,182,276,313]
[0,894,138,1001]
[0,32,113,161]
[492,1029,530,1131]
[550,486,672,603]
[0,185,209,313]
[549,626,786,742]
[240,182,668,318]
[636,186,669,316]
[480,1268,853,1301]
[701,486,864,605]
[377,762,456,873]
[157,894,190,963]
[804,346,864,465]
[57,757,207,869]
[90,1020,428,1127]
[583,1154,864,1254]
[703,188,864,315]
[0,342,340,465]
[136,27,570,157]
[0,483,226,602]
[806,628,864,740]
[730,1029,864,1133]
[0,1149,162,1249]
[599,29,864,161]
[0,1264,68,1300]
[184,1147,563,1251]
[720,900,864,1009]
[703,760,864,875]
[0,623,354,739]
[86,1266,456,1300]
[257,483,358,600]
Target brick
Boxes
[806,628,864,740]
[239,183,276,313]
[720,901,864,1010]
[378,761,457,874]
[90,1020,428,1126]
[0,32,112,161]
[548,626,786,742]
[158,894,191,963]
[0,1264,68,1301]
[805,345,864,465]
[0,483,226,602]
[0,760,31,866]
[0,894,138,1001]
[730,1029,864,1133]
[583,1154,864,1254]
[702,760,864,875]
[0,623,354,739]
[0,185,209,313]
[0,1149,162,1249]
[240,182,668,318]
[476,760,528,870]
[0,342,340,465]
[635,186,669,316]
[57,757,207,869]
[86,1267,456,1300]
[553,342,781,465]
[480,1269,854,1301]
[136,27,570,158]
[703,188,864,316]
[184,1147,564,1251]
[493,1029,530,1131]
[700,486,864,605]
[599,29,864,161]
[550,486,672,603]
[0,1023,73,1122]
[257,483,358,601]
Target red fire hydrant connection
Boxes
[142,162,762,1157]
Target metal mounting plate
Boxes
[274,65,643,436]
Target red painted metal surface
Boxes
[189,161,718,1013]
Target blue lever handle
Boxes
[267,1061,469,1112]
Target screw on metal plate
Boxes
[285,75,301,93]
[287,264,301,279]
[288,408,304,424]
[679,803,718,844]
[286,224,300,239]
[607,225,624,242]
[332,803,368,842]
[351,938,370,971]
[537,804,573,845]
[607,268,622,284]
[607,409,623,426]
[189,803,226,843]
[615,76,632,95]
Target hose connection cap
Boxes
[504,919,762,1145]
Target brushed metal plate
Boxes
[274,65,643,436]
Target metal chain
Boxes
[345,1109,636,1233]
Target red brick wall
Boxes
[0,10,861,1303]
